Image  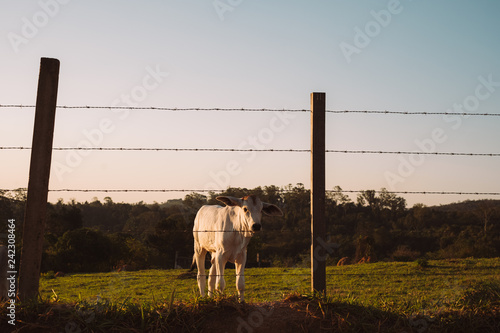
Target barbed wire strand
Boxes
[327,150,500,156]
[162,272,462,277]
[1,146,499,156]
[1,104,500,116]
[0,147,309,153]
[2,188,500,196]
[1,105,310,112]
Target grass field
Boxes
[3,258,500,332]
[40,258,500,311]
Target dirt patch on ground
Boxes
[195,295,402,332]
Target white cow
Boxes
[192,195,282,302]
[0,245,8,301]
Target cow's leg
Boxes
[235,251,247,302]
[215,252,226,294]
[207,255,217,296]
[195,249,207,297]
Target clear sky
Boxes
[1,0,499,207]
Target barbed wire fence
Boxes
[2,104,500,195]
[1,101,499,303]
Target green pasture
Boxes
[40,258,500,312]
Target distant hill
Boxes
[430,199,500,212]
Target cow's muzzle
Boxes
[251,224,262,232]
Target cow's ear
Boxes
[216,196,242,207]
[262,203,283,216]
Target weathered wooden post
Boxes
[310,92,326,294]
[18,58,60,301]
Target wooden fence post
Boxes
[310,92,326,294]
[18,58,60,301]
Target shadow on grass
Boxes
[2,286,499,333]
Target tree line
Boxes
[1,185,499,273]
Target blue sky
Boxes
[1,0,499,206]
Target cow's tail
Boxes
[189,240,199,272]
[189,254,196,272]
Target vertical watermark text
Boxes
[6,219,17,325]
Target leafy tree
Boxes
[46,199,83,238]
[51,228,112,272]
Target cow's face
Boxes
[216,195,283,232]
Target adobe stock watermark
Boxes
[384,74,500,190]
[402,272,466,333]
[339,0,411,64]
[213,0,244,21]
[7,0,72,53]
[62,256,149,332]
[280,236,338,293]
[52,65,169,182]
[204,111,296,191]
[312,236,339,272]
[62,278,128,332]
[403,314,435,333]
[236,305,274,333]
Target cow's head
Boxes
[216,195,283,232]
